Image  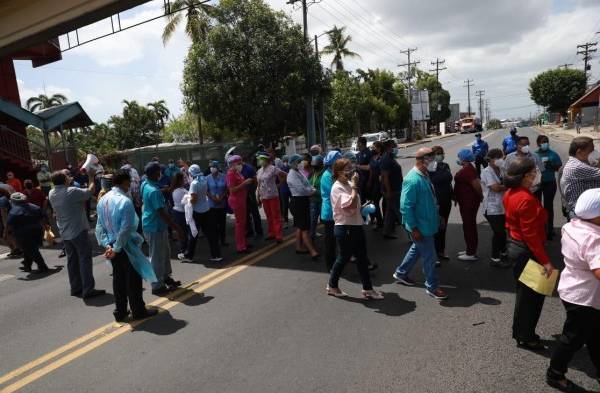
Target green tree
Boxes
[163,0,216,144]
[25,93,67,112]
[415,71,451,131]
[182,0,324,142]
[487,118,502,130]
[163,111,235,143]
[325,71,363,144]
[320,25,361,71]
[529,68,587,115]
[148,100,170,141]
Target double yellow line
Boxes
[0,235,296,393]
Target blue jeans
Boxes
[394,235,438,291]
[309,200,321,238]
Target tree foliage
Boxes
[320,25,361,71]
[26,93,67,112]
[529,68,587,115]
[486,118,502,130]
[181,0,325,142]
[163,111,234,143]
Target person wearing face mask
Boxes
[287,154,320,259]
[299,153,312,179]
[163,159,181,181]
[5,171,22,193]
[206,160,228,246]
[308,155,324,239]
[534,135,562,240]
[504,136,544,192]
[381,139,403,239]
[429,146,453,263]
[321,151,342,271]
[504,157,553,351]
[454,149,483,261]
[227,155,254,253]
[471,133,489,176]
[560,137,600,221]
[22,179,45,208]
[393,147,448,300]
[256,152,286,243]
[480,149,509,267]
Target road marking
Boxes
[0,235,296,393]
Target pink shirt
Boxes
[226,170,247,209]
[330,180,363,226]
[257,165,283,200]
[559,219,600,310]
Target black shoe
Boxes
[113,310,130,322]
[546,369,581,393]
[131,308,159,320]
[19,265,33,272]
[152,286,170,296]
[7,250,23,258]
[35,266,50,273]
[517,339,547,351]
[368,262,379,271]
[58,250,66,258]
[83,289,106,299]
[164,277,181,288]
[71,290,82,297]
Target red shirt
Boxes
[24,187,45,208]
[226,169,247,210]
[503,187,549,265]
[6,178,22,193]
[454,164,480,206]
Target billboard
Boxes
[411,89,430,121]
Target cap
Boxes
[458,148,475,162]
[189,164,202,178]
[10,192,27,203]
[209,160,220,168]
[256,152,270,161]
[227,155,242,166]
[574,188,600,219]
[288,154,302,165]
[342,151,357,163]
[324,151,342,167]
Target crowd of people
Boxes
[2,128,600,391]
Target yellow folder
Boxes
[518,259,558,296]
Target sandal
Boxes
[326,286,348,297]
[362,290,384,300]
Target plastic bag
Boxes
[43,227,56,246]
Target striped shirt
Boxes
[560,157,600,214]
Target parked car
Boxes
[351,131,390,151]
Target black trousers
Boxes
[246,192,263,236]
[534,180,557,237]
[550,301,600,377]
[279,191,290,223]
[484,213,507,259]
[210,207,227,244]
[16,229,47,270]
[475,156,488,177]
[171,210,188,254]
[509,238,546,342]
[370,190,384,228]
[435,198,452,255]
[328,225,373,290]
[111,252,145,318]
[323,219,336,272]
[383,192,401,236]
[186,210,221,259]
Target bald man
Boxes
[393,147,448,300]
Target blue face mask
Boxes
[540,142,549,151]
[456,159,463,166]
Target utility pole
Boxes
[464,79,474,117]
[485,99,491,124]
[287,0,316,148]
[429,58,446,83]
[475,90,485,124]
[399,48,419,141]
[314,34,326,150]
[577,42,597,85]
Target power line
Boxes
[348,0,417,48]
[429,58,446,82]
[399,48,419,140]
[577,41,598,84]
[463,79,474,116]
[475,90,485,123]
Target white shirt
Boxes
[172,187,187,213]
[480,166,505,215]
[287,169,314,197]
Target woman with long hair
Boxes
[504,156,553,350]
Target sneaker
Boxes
[458,251,467,256]
[426,288,448,300]
[177,253,192,263]
[209,257,224,263]
[435,260,441,267]
[490,257,501,267]
[458,254,478,261]
[393,272,416,286]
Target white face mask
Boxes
[235,164,243,172]
[588,150,600,166]
[494,158,505,168]
[426,160,437,172]
[210,167,218,174]
[520,145,530,154]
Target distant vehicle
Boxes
[459,117,481,133]
[351,131,389,151]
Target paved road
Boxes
[1,128,598,393]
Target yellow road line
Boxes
[0,236,296,393]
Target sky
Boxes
[13,0,600,124]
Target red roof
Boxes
[570,84,600,109]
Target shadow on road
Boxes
[335,291,417,317]
[132,309,188,336]
[17,265,64,281]
[83,292,115,307]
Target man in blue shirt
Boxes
[471,133,489,176]
[502,127,519,155]
[141,162,185,295]
[96,170,158,321]
[534,135,562,240]
[393,147,448,301]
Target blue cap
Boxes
[342,151,357,163]
[288,154,302,165]
[324,151,342,167]
[188,164,202,178]
[458,148,475,162]
[144,161,161,176]
[209,160,220,168]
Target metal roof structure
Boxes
[0,98,93,131]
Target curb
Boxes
[397,133,457,149]
[534,125,600,142]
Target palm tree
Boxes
[320,25,361,71]
[148,100,170,143]
[162,0,215,145]
[26,93,68,112]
